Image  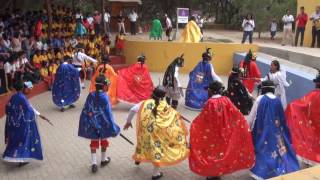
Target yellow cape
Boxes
[180,20,202,43]
[133,99,189,167]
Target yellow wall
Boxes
[124,41,258,75]
[297,0,320,46]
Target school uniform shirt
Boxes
[4,62,12,74]
[33,55,41,65]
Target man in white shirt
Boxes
[104,10,111,34]
[310,6,320,48]
[241,14,255,44]
[128,10,138,35]
[73,45,98,89]
[282,9,295,46]
[165,14,172,41]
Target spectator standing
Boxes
[270,18,277,40]
[128,10,138,35]
[295,6,308,46]
[93,11,102,35]
[117,11,126,34]
[241,14,255,44]
[11,32,22,52]
[104,10,111,34]
[0,56,8,94]
[165,14,172,41]
[310,6,320,48]
[282,9,295,46]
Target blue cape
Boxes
[3,92,43,161]
[185,61,213,110]
[78,91,120,139]
[52,63,80,107]
[251,96,299,179]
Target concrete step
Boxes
[109,55,126,65]
[259,46,320,69]
[233,51,318,104]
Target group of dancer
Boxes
[3,48,320,180]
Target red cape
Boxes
[189,96,255,176]
[117,63,154,104]
[239,60,261,93]
[286,89,320,164]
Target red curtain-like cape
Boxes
[189,96,255,176]
[117,63,154,104]
[239,60,261,93]
[286,89,320,163]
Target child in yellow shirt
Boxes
[32,50,42,69]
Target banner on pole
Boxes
[177,8,189,24]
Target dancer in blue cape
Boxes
[247,80,300,179]
[78,74,120,173]
[52,56,80,112]
[3,80,46,166]
[185,48,222,110]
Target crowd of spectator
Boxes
[0,4,112,95]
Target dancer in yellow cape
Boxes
[123,86,189,180]
[180,16,202,43]
[89,56,118,105]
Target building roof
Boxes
[108,0,142,4]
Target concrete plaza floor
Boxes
[0,73,257,180]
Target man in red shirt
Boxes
[295,6,308,46]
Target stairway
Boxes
[108,55,130,72]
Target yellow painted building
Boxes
[124,41,258,75]
[297,0,320,46]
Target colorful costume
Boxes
[286,89,320,165]
[180,20,202,43]
[3,92,43,162]
[79,75,120,173]
[149,19,163,40]
[78,91,120,139]
[262,71,289,109]
[189,95,255,177]
[75,21,87,37]
[129,100,189,166]
[117,58,153,104]
[247,81,299,179]
[163,55,184,109]
[185,49,222,110]
[52,62,80,107]
[239,51,261,93]
[90,64,118,105]
[227,67,253,115]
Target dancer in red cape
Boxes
[117,55,154,104]
[285,70,320,165]
[239,50,261,93]
[189,81,255,180]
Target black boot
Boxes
[206,177,220,180]
[91,164,98,173]
[101,157,111,167]
[18,162,29,167]
[135,161,140,165]
[60,107,65,112]
[69,104,76,109]
[166,97,171,105]
[172,100,178,109]
[152,172,163,180]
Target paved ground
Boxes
[0,73,257,180]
